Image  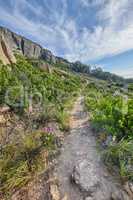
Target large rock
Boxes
[0,26,90,75]
[72,160,131,200]
[0,26,57,65]
[0,32,16,64]
[0,27,42,59]
[41,49,57,64]
[72,160,100,193]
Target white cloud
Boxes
[80,0,106,7]
[0,0,133,78]
[111,67,133,78]
[65,0,133,63]
[0,0,68,54]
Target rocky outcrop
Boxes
[72,160,130,200]
[0,26,91,76]
[0,26,57,65]
[0,27,80,70]
[0,29,16,64]
[41,49,57,64]
[72,160,101,193]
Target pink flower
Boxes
[43,127,54,133]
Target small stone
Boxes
[0,115,6,124]
[111,189,131,200]
[124,182,133,198]
[50,184,60,200]
[85,197,93,200]
[129,182,133,193]
[62,194,68,200]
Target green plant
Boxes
[0,131,56,197]
[84,83,133,181]
[103,140,133,180]
[0,54,82,198]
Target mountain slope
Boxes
[0,26,57,64]
[0,26,132,84]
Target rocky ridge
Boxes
[0,26,70,65]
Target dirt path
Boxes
[53,96,131,200]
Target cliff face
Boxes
[0,27,57,64]
[0,27,16,64]
[0,26,90,75]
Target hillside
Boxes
[0,27,133,200]
[0,54,83,198]
[0,26,132,84]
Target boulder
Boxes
[72,160,100,193]
[72,159,131,200]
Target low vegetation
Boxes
[0,131,55,197]
[85,81,133,181]
[0,53,133,198]
[0,55,81,198]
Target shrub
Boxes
[0,131,55,197]
[85,83,133,181]
[104,140,133,181]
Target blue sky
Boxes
[0,0,133,77]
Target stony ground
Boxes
[53,96,132,200]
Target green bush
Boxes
[0,55,82,198]
[85,83,133,181]
[0,54,81,116]
[104,140,133,181]
[0,131,55,197]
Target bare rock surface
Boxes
[0,26,72,66]
[0,26,56,64]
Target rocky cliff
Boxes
[0,26,91,73]
[0,26,58,65]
